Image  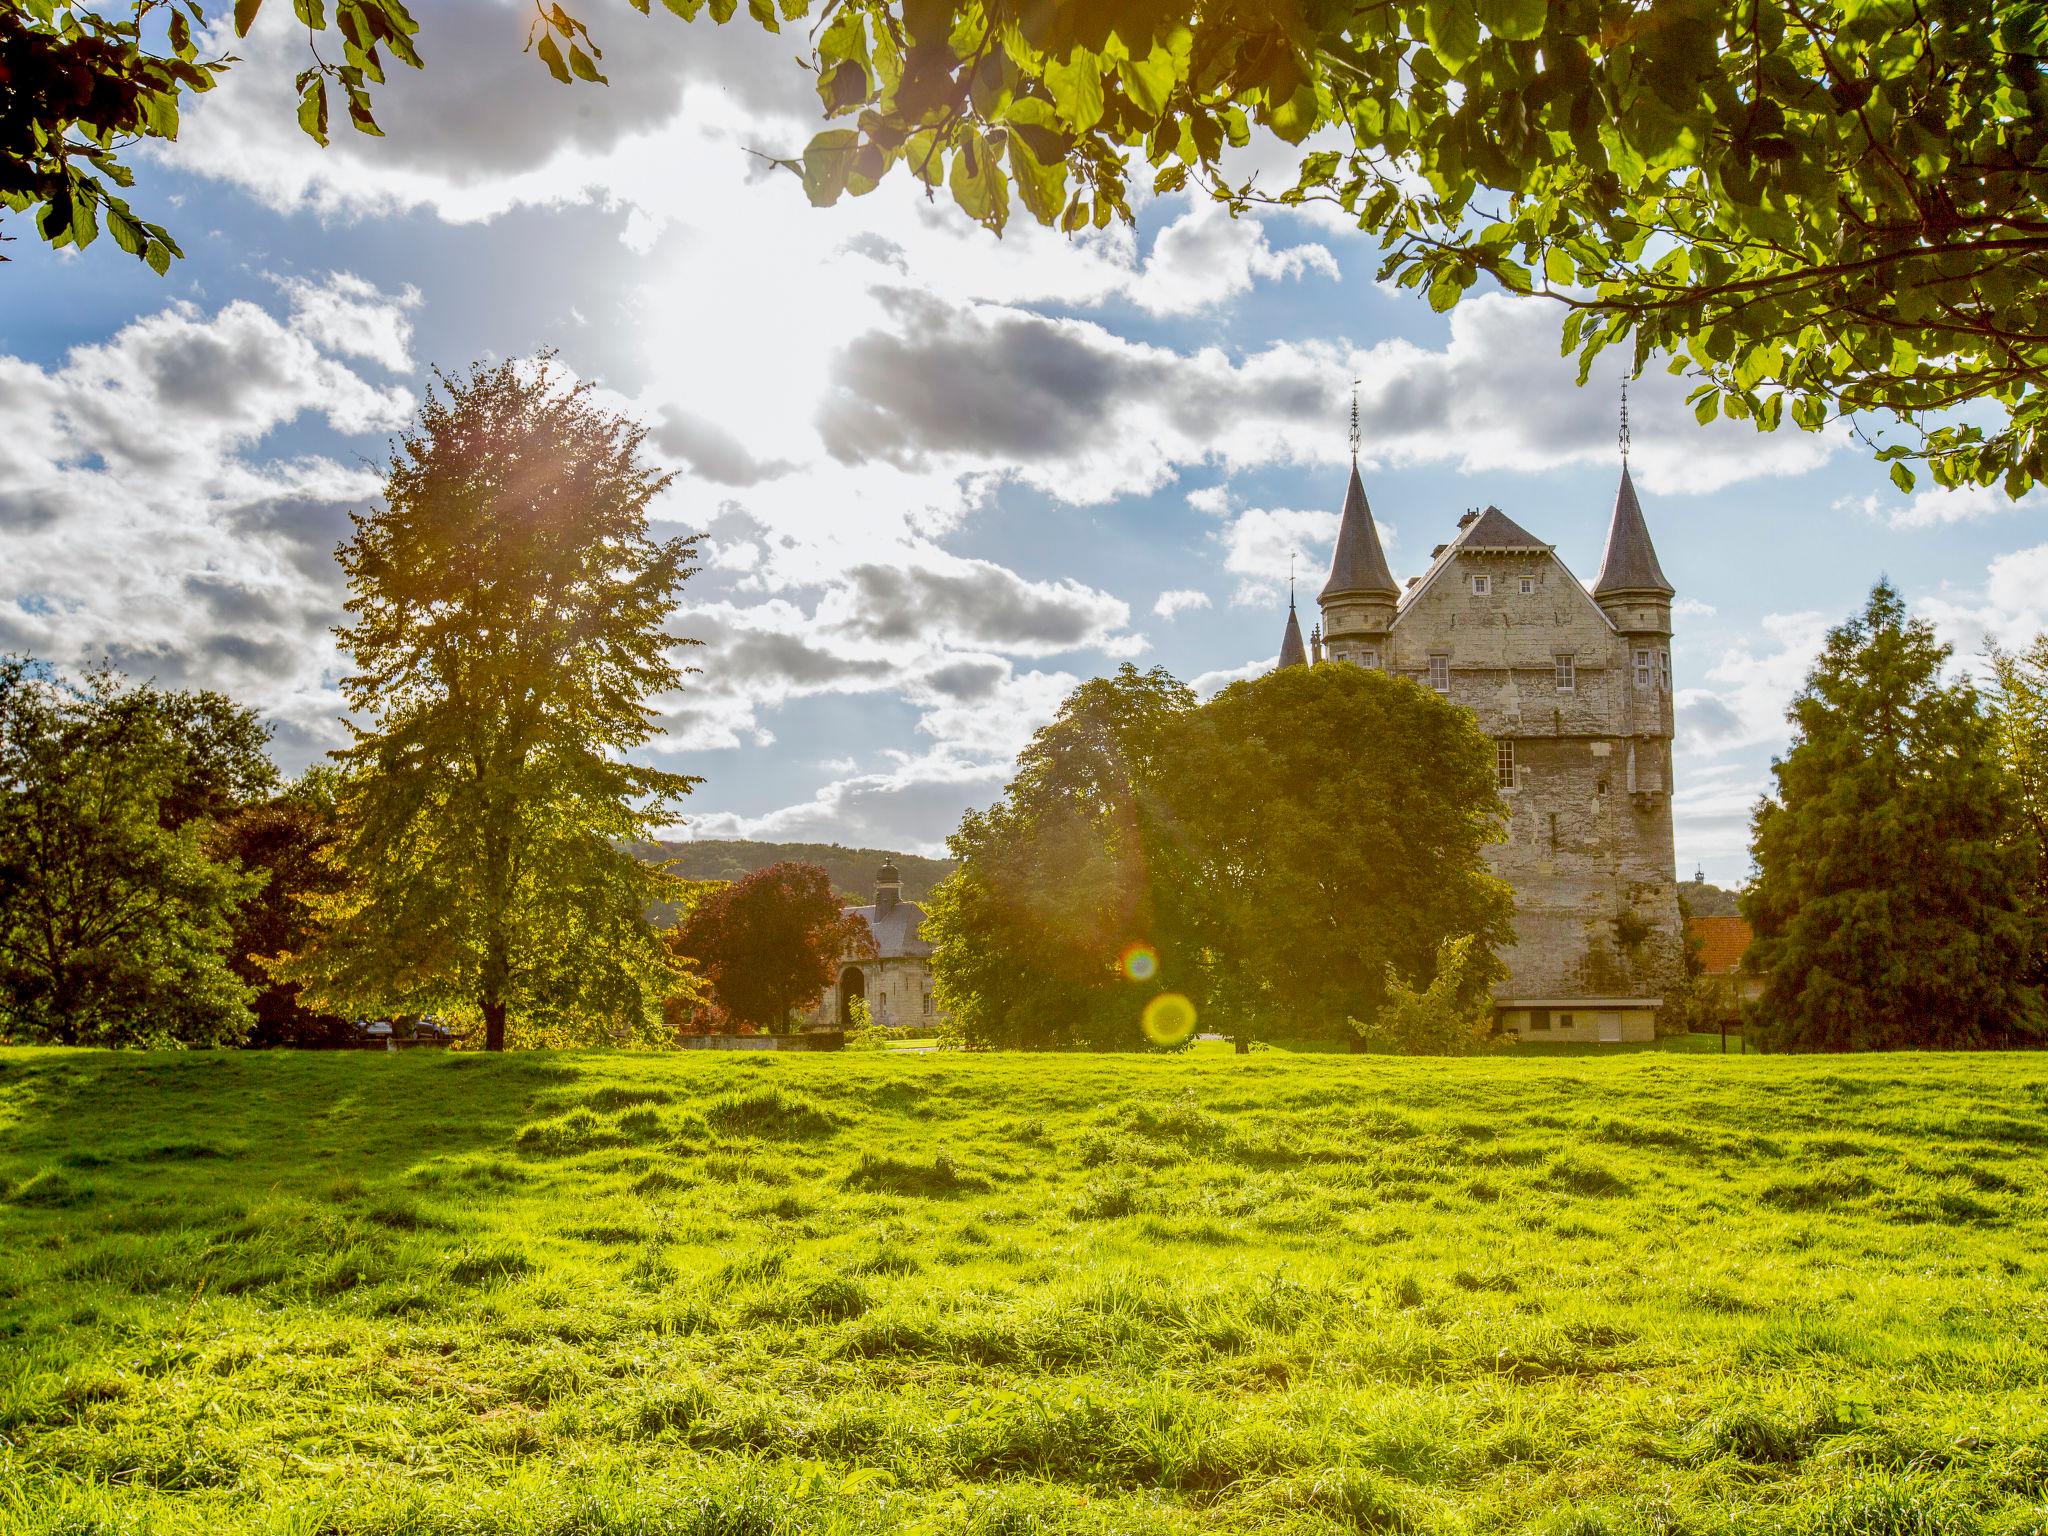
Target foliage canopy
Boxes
[16,0,2048,492]
[666,860,874,1031]
[0,660,268,1045]
[925,661,1510,1049]
[286,358,701,1050]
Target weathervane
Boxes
[1289,551,1297,608]
[1349,378,1362,463]
[1619,370,1631,464]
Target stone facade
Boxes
[804,863,944,1030]
[1296,463,1683,1039]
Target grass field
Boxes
[1,1048,2045,1536]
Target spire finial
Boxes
[1289,551,1297,609]
[1349,378,1362,463]
[1619,369,1631,465]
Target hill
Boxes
[1678,876,1743,916]
[3,1047,2044,1534]
[643,838,955,901]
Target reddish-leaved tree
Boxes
[667,862,873,1032]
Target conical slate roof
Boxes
[1592,466,1673,598]
[1278,601,1308,668]
[1319,463,1400,601]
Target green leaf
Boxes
[1890,461,1916,493]
[235,0,264,35]
[1424,0,1480,71]
[801,129,859,206]
[1117,46,1176,119]
[568,44,606,83]
[1044,50,1105,135]
[1476,0,1546,42]
[297,78,330,145]
[536,34,572,83]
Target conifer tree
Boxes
[289,360,700,1050]
[1744,581,2043,1051]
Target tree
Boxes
[0,659,264,1046]
[1987,633,2048,989]
[923,664,1196,1050]
[210,768,351,1048]
[17,3,2048,495]
[1165,663,1513,1039]
[926,661,1512,1048]
[285,358,700,1051]
[666,862,874,1032]
[1743,580,2044,1051]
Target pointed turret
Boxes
[1277,597,1307,669]
[1317,463,1398,666]
[1592,466,1673,602]
[1319,463,1399,603]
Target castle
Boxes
[1279,456,1683,1042]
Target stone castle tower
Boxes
[1280,458,1683,1042]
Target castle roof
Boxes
[1592,466,1673,598]
[1319,463,1400,601]
[1456,504,1552,553]
[1278,600,1307,668]
[1687,915,1754,976]
[846,899,932,960]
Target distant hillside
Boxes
[644,839,955,903]
[1678,878,1742,917]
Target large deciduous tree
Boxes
[286,359,700,1051]
[18,3,2048,495]
[1167,663,1513,1038]
[0,660,268,1046]
[666,862,874,1032]
[925,661,1511,1048]
[924,665,1196,1050]
[1743,581,2044,1051]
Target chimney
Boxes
[875,860,901,915]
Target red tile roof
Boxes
[1688,915,1754,975]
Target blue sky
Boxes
[6,3,2045,886]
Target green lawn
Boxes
[1,1047,2044,1535]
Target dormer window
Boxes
[1471,575,1491,596]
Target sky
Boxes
[5,3,2046,886]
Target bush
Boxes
[1351,935,1503,1055]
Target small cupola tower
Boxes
[874,861,901,915]
[1319,388,1401,664]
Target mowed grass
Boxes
[2,1049,2046,1535]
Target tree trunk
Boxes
[1234,1033,1250,1055]
[483,997,507,1052]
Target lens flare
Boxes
[1121,943,1159,982]
[1141,992,1198,1046]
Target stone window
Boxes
[922,991,933,1017]
[1360,647,1379,669]
[1634,648,1653,688]
[1528,1007,1552,1031]
[1495,739,1516,790]
[1471,574,1491,595]
[1519,577,1536,595]
[1428,654,1450,693]
[1659,650,1672,692]
[1555,653,1575,693]
[1557,1011,1575,1029]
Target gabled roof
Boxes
[1593,466,1673,598]
[1319,463,1400,601]
[1687,915,1754,976]
[1278,601,1307,668]
[1459,505,1552,552]
[847,900,932,960]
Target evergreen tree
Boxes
[0,661,265,1046]
[287,360,700,1050]
[1987,635,2048,991]
[1744,582,2043,1051]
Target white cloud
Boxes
[1836,482,2043,530]
[1153,588,1213,619]
[0,275,419,760]
[1672,596,1717,619]
[1921,542,2048,658]
[1219,506,1341,607]
[1191,656,1273,698]
[1124,202,1339,316]
[685,750,1011,856]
